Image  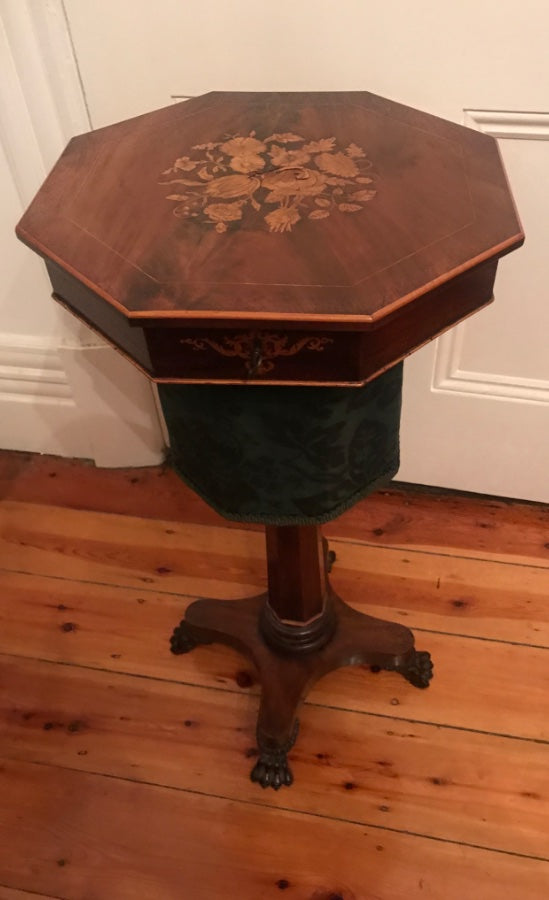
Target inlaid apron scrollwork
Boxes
[181,332,334,377]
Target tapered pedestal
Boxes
[170,528,433,789]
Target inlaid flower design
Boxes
[159,131,377,234]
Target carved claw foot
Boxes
[251,721,299,790]
[396,649,434,688]
[251,751,294,790]
[169,621,198,655]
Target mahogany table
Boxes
[17,91,523,790]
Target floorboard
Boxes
[0,456,548,899]
[1,566,548,741]
[1,759,548,900]
[1,450,547,561]
[2,654,548,860]
[2,501,548,645]
[1,566,549,741]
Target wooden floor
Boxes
[0,452,548,899]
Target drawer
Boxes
[146,327,361,384]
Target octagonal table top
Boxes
[16,91,524,385]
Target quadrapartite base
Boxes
[170,577,433,790]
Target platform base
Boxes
[170,574,433,789]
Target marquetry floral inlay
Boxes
[159,132,377,233]
[181,332,333,375]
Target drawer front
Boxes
[146,327,360,384]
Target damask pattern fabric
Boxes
[158,362,402,525]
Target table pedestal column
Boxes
[170,524,433,790]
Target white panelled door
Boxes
[61,0,549,500]
[398,113,549,501]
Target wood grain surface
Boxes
[3,758,549,900]
[16,92,523,323]
[0,888,62,900]
[2,452,546,563]
[0,469,549,897]
[2,654,549,859]
[16,92,523,385]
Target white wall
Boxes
[0,143,59,337]
[0,3,89,456]
[0,0,164,464]
[65,0,549,124]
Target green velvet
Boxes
[158,363,403,525]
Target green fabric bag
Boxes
[158,362,402,525]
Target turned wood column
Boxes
[265,525,326,622]
[261,525,336,654]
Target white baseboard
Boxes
[58,341,166,468]
[0,332,91,457]
[0,333,166,466]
